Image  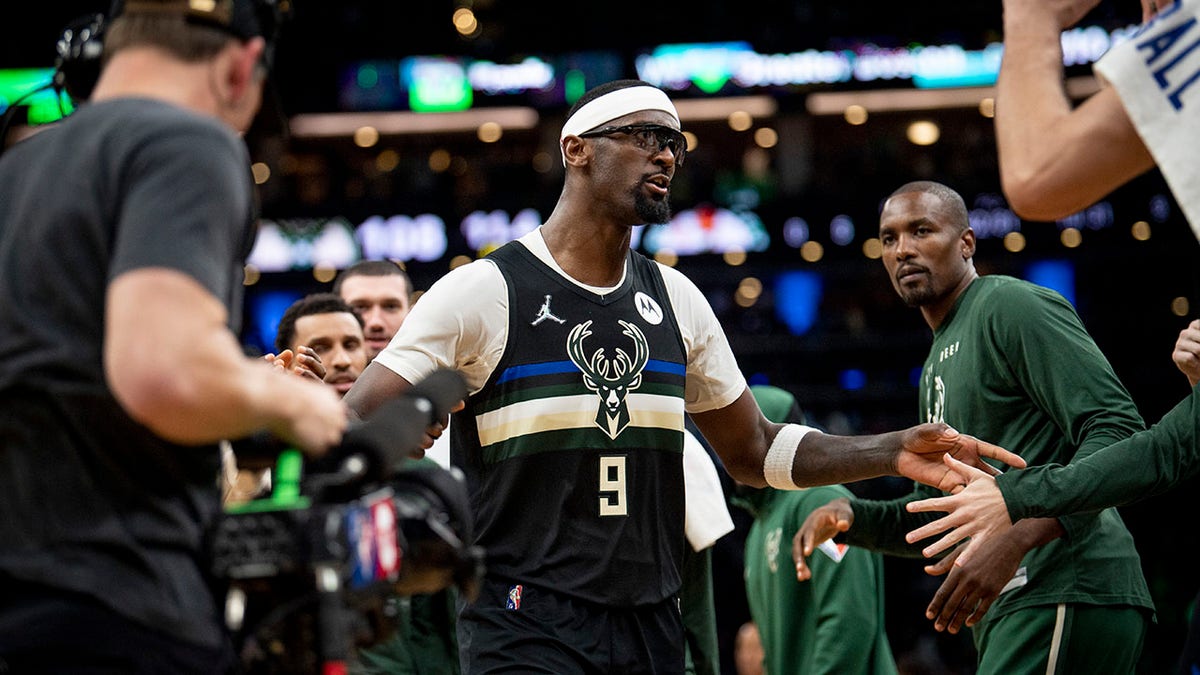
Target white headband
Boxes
[559,86,680,165]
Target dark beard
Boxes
[898,284,936,307]
[634,188,672,224]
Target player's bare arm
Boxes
[690,388,1024,491]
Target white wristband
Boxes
[763,423,817,490]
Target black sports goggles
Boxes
[579,123,688,165]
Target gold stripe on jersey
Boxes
[476,392,685,447]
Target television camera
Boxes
[207,369,482,673]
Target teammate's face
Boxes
[338,275,411,360]
[879,191,975,309]
[291,312,367,396]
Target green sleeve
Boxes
[843,487,941,558]
[999,383,1200,519]
[986,284,1145,540]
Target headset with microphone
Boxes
[53,12,106,105]
[0,13,97,156]
[0,0,289,158]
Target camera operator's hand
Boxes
[269,375,349,457]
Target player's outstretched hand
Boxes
[920,532,1021,634]
[904,455,1015,566]
[895,423,1025,493]
[791,497,852,582]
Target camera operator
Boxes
[0,1,347,672]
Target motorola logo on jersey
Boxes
[634,291,664,325]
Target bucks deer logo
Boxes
[567,319,649,439]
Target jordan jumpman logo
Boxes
[531,294,565,326]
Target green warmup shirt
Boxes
[849,275,1153,623]
[997,382,1200,519]
[739,484,897,675]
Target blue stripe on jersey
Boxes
[494,361,578,384]
[646,359,687,376]
[495,358,686,384]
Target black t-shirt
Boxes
[0,98,257,648]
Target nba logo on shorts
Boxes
[506,584,523,610]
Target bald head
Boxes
[885,181,970,232]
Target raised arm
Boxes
[1173,319,1200,387]
[996,0,1155,220]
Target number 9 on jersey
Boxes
[599,455,627,517]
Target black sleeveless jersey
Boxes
[450,241,688,607]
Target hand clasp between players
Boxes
[904,455,1014,567]
[896,423,1025,492]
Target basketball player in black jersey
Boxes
[343,79,1024,673]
